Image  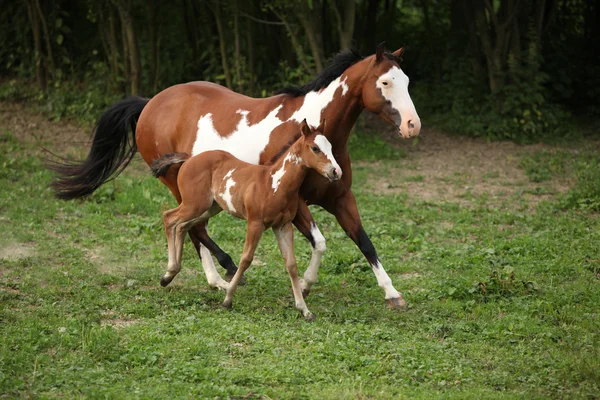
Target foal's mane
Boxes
[266,132,302,166]
[274,49,364,97]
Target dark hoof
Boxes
[302,288,310,299]
[304,313,316,322]
[160,276,173,287]
[225,273,246,286]
[222,299,233,310]
[386,297,407,309]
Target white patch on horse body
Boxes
[288,76,348,127]
[221,169,237,212]
[313,134,340,172]
[192,105,284,164]
[376,66,418,125]
[372,260,401,299]
[271,153,302,193]
[193,75,348,166]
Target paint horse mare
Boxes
[50,43,421,309]
[152,120,341,320]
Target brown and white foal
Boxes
[151,120,341,321]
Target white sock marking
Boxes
[372,260,401,299]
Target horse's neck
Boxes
[267,141,307,195]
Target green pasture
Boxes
[1,130,599,399]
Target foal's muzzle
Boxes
[327,166,342,182]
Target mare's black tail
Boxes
[48,96,149,200]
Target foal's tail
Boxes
[48,96,149,200]
[150,153,190,178]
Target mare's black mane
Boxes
[274,49,364,97]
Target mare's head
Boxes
[361,42,421,138]
[298,119,342,182]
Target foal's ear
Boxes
[392,47,405,63]
[317,118,327,133]
[375,41,387,63]
[300,119,311,137]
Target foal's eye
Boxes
[311,146,321,153]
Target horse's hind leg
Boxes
[191,224,242,283]
[274,223,314,321]
[195,223,229,290]
[161,206,185,286]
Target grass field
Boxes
[1,110,599,398]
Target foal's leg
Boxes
[327,191,406,309]
[194,223,244,284]
[161,206,195,286]
[274,223,315,321]
[189,225,240,281]
[292,199,326,297]
[222,221,264,310]
[195,224,229,290]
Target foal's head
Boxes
[298,119,342,182]
[360,42,421,139]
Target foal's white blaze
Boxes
[288,76,348,127]
[376,66,421,138]
[313,134,341,176]
[221,169,237,212]
[192,105,284,164]
[271,153,302,193]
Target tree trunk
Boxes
[247,17,255,95]
[211,2,233,89]
[271,7,316,76]
[115,0,141,95]
[298,0,325,73]
[329,0,355,50]
[233,0,243,92]
[146,0,160,93]
[32,0,55,77]
[26,0,46,90]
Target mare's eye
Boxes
[311,146,321,153]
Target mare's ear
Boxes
[300,119,311,137]
[317,118,327,133]
[392,47,405,63]
[375,41,387,63]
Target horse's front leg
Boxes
[292,199,326,297]
[328,191,406,309]
[222,221,264,310]
[274,223,315,321]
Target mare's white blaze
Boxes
[376,66,419,125]
[288,76,348,127]
[271,153,302,193]
[372,260,401,299]
[221,169,237,212]
[313,134,340,171]
[192,105,284,164]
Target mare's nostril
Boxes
[407,119,414,129]
[333,169,338,177]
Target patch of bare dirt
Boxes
[0,100,149,175]
[0,242,35,260]
[360,115,575,207]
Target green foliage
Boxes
[559,156,600,211]
[3,133,600,398]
